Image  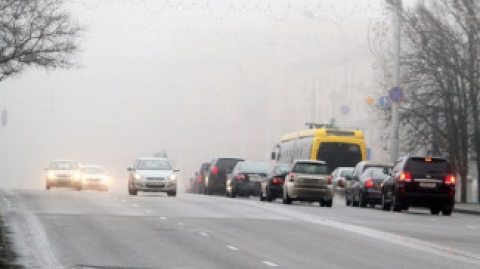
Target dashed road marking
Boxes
[262,261,278,267]
[145,210,152,214]
[226,245,239,251]
[199,232,209,236]
[159,216,167,220]
[178,222,184,226]
[132,204,140,208]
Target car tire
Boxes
[46,184,50,190]
[441,205,453,216]
[325,199,333,208]
[392,194,402,212]
[128,183,137,196]
[359,191,367,208]
[283,189,292,205]
[231,189,237,198]
[381,191,391,211]
[76,185,82,191]
[430,206,440,215]
[266,189,274,202]
[319,200,325,207]
[167,191,176,197]
[346,197,351,206]
[259,190,266,201]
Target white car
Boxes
[331,167,354,194]
[127,157,179,196]
[45,160,82,190]
[80,165,109,191]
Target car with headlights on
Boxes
[283,160,333,207]
[45,160,82,190]
[225,161,268,198]
[259,164,290,202]
[127,157,179,196]
[80,165,109,191]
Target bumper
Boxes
[291,186,333,201]
[398,192,454,206]
[235,182,261,196]
[268,185,283,197]
[82,181,109,190]
[47,179,80,187]
[133,180,177,192]
[364,188,382,201]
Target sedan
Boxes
[80,165,109,191]
[259,164,290,202]
[345,167,389,207]
[127,157,179,196]
[226,161,268,198]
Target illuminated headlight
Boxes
[169,174,177,181]
[73,172,81,180]
[134,173,142,180]
[102,176,109,183]
[47,171,56,179]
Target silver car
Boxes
[45,160,82,190]
[127,157,179,196]
[331,167,354,194]
[283,160,333,207]
[80,165,109,191]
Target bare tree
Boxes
[0,0,82,82]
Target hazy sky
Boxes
[0,0,415,190]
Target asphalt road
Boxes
[1,189,480,269]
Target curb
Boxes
[453,208,480,216]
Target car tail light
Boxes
[289,173,295,182]
[272,177,283,185]
[235,174,245,180]
[445,175,456,185]
[197,174,203,183]
[212,166,218,175]
[399,172,412,182]
[327,175,332,184]
[365,178,374,188]
[338,180,345,188]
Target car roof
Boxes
[294,159,326,164]
[359,161,393,167]
[213,157,244,161]
[407,155,448,161]
[137,157,169,161]
[81,165,102,168]
[51,159,78,162]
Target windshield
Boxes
[136,159,171,170]
[237,162,269,173]
[49,161,78,170]
[81,167,104,173]
[340,169,354,177]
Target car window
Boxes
[50,161,78,170]
[293,163,327,174]
[238,162,268,173]
[136,159,171,170]
[340,169,353,177]
[405,158,452,174]
[82,167,103,173]
[216,159,243,170]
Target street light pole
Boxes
[390,0,402,162]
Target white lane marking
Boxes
[121,199,127,202]
[199,232,209,236]
[262,261,278,267]
[145,210,152,214]
[177,222,184,226]
[226,245,239,251]
[159,216,167,220]
[132,204,140,208]
[467,225,480,230]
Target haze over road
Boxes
[1,189,479,268]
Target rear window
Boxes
[216,159,243,170]
[238,162,268,173]
[406,158,452,174]
[293,162,327,174]
[200,163,210,171]
[340,169,353,177]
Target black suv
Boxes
[380,155,456,215]
[193,162,211,194]
[204,157,244,195]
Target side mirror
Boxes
[271,152,276,160]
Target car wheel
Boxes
[441,205,453,216]
[381,191,391,211]
[231,189,237,198]
[392,194,402,212]
[325,199,333,208]
[46,184,50,190]
[259,190,266,201]
[430,206,440,215]
[283,189,292,205]
[359,191,367,208]
[266,189,274,202]
[319,200,325,207]
[129,183,137,196]
[167,191,176,197]
[76,184,82,191]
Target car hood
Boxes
[136,170,173,178]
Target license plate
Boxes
[304,178,317,184]
[419,182,436,188]
[147,183,164,187]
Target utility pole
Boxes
[390,0,402,162]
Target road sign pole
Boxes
[391,0,402,162]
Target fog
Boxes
[0,0,411,190]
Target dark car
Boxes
[345,167,389,208]
[193,162,211,194]
[259,164,290,202]
[380,156,456,215]
[345,161,392,206]
[204,157,244,195]
[226,161,268,198]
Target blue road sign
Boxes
[378,96,390,108]
[388,86,404,103]
[367,148,372,160]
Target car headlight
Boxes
[169,174,177,181]
[47,171,56,179]
[73,172,81,180]
[134,173,142,180]
[102,175,109,183]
